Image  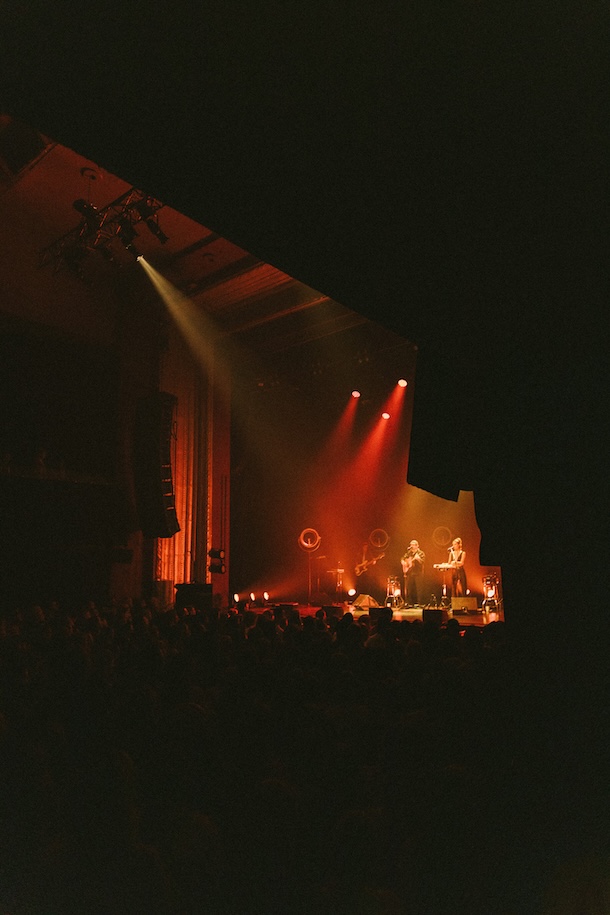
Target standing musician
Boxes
[355,542,385,578]
[448,537,467,597]
[401,539,425,606]
[355,542,385,604]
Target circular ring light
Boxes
[298,528,322,552]
[369,528,390,550]
[432,526,452,548]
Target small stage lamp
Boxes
[208,548,226,573]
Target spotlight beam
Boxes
[137,258,305,473]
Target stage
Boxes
[270,598,504,627]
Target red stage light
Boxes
[398,379,408,387]
[382,412,390,420]
[352,390,361,398]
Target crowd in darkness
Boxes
[0,595,608,914]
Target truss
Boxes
[39,187,166,274]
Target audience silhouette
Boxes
[0,593,607,914]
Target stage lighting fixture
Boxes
[134,199,169,243]
[72,198,94,215]
[382,412,390,420]
[352,390,361,398]
[117,220,141,258]
[72,197,102,227]
[481,574,500,615]
[117,219,137,244]
[41,186,168,278]
[145,218,169,243]
[134,200,154,219]
[482,574,498,600]
[398,379,408,387]
[208,547,226,573]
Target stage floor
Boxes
[294,602,504,627]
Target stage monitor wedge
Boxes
[451,597,478,613]
[353,594,380,608]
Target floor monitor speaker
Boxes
[451,597,479,613]
[353,594,380,608]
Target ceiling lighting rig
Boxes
[39,187,168,278]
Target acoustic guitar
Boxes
[401,552,423,574]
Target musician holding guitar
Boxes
[401,540,425,606]
[355,543,385,577]
[353,542,385,605]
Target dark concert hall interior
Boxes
[0,5,609,914]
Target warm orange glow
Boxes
[276,374,414,601]
[137,259,497,610]
[140,256,326,601]
[373,377,408,456]
[326,411,392,541]
[303,388,359,492]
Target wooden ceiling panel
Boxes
[0,116,412,362]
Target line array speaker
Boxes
[133,392,180,538]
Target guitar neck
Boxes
[355,553,383,575]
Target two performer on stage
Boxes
[354,535,467,607]
[400,536,467,607]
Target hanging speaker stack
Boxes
[133,392,180,538]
